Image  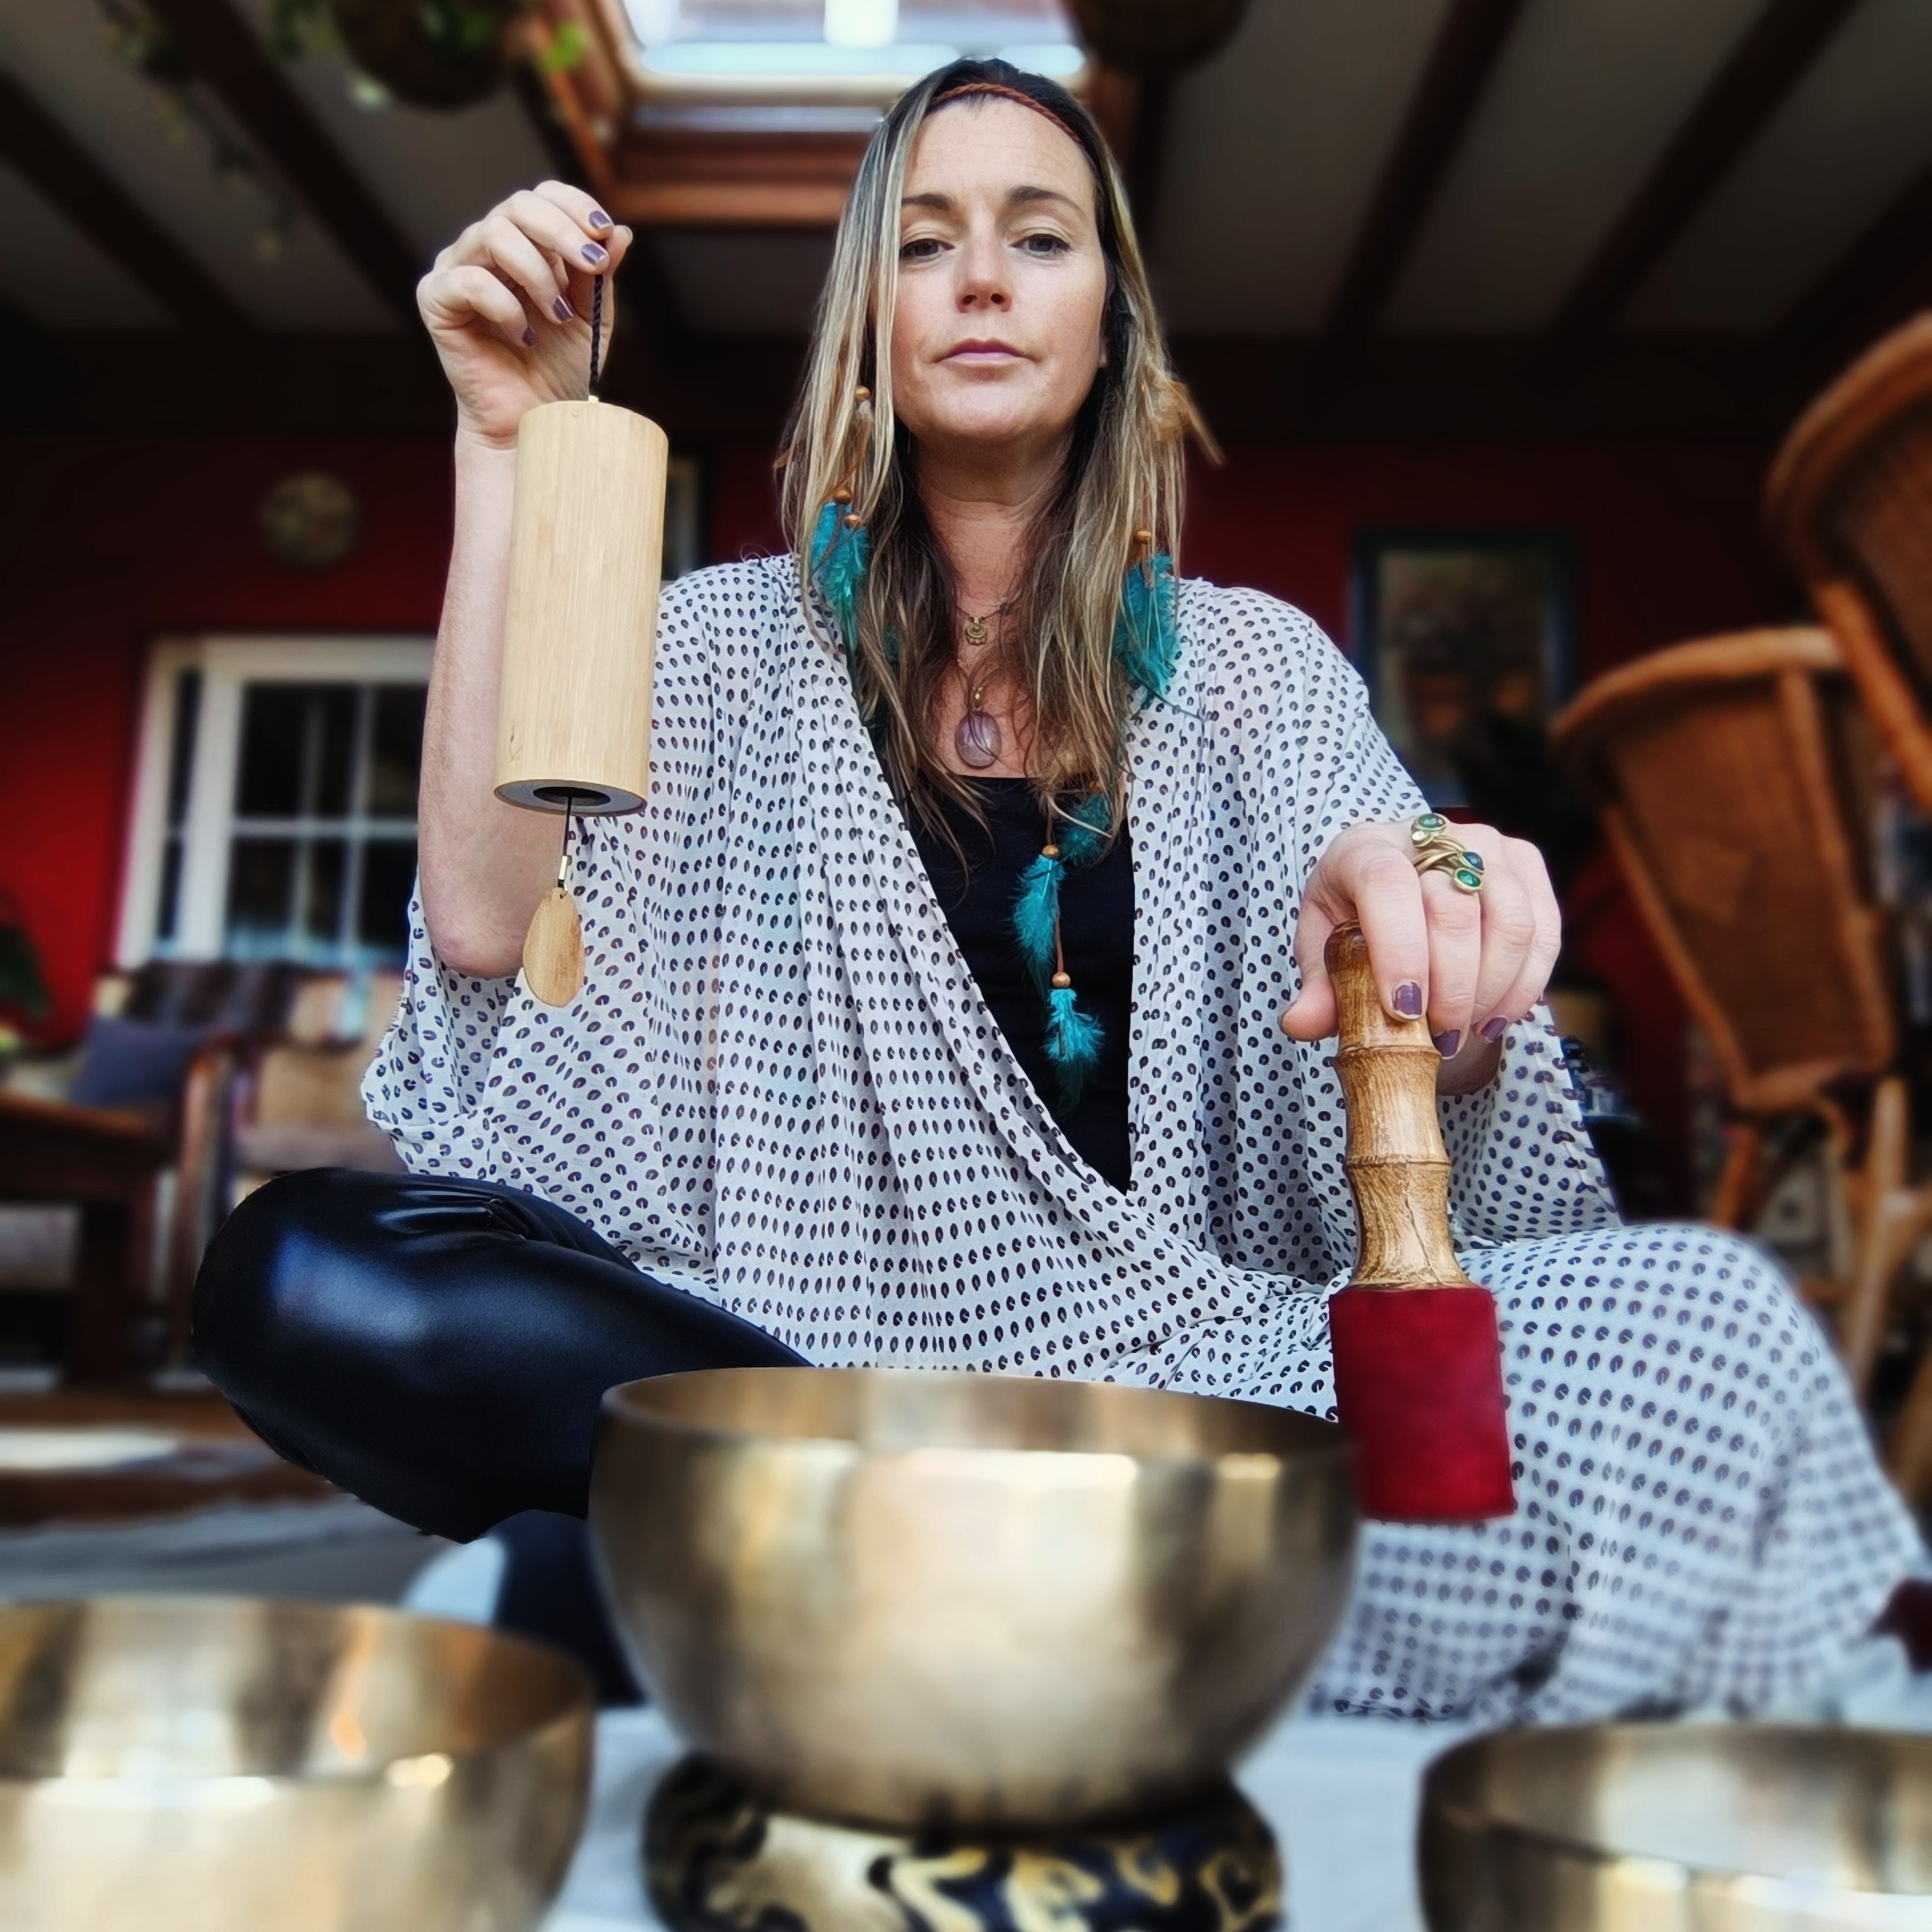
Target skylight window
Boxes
[620,0,1085,94]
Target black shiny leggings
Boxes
[193,1168,804,1545]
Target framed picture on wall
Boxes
[1349,531,1578,807]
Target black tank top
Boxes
[907,779,1134,1191]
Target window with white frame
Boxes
[118,637,434,970]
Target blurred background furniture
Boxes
[1553,628,1932,1502]
[1770,312,1932,1503]
[0,961,402,1385]
[0,1093,167,1387]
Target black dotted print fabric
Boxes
[367,558,1920,1718]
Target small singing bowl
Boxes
[590,1365,1357,1829]
[1420,1723,1932,1929]
[0,1597,593,1932]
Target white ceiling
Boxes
[224,0,555,261]
[1625,0,1932,331]
[2,0,1930,345]
[0,0,391,330]
[1381,0,1764,333]
[1147,0,1450,333]
[0,157,168,328]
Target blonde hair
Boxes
[778,60,1205,836]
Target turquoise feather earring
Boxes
[810,386,873,667]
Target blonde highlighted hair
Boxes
[778,59,1206,835]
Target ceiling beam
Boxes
[1768,153,1932,390]
[1542,0,1866,366]
[0,68,253,335]
[1316,0,1527,357]
[141,0,424,326]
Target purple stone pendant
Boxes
[955,693,1002,770]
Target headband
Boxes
[929,79,1076,139]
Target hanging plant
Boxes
[270,0,541,110]
[0,902,50,1056]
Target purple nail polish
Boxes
[1391,982,1424,1019]
[588,207,613,230]
[553,296,573,322]
[581,242,608,267]
[522,325,537,346]
[1432,1029,1461,1058]
[1481,1015,1509,1043]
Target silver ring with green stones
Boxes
[1409,812,1485,894]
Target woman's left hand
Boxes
[1279,820,1561,1093]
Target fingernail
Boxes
[1432,1029,1461,1058]
[588,207,613,230]
[581,242,608,267]
[1391,982,1424,1019]
[1481,1015,1509,1043]
[552,296,573,321]
[522,325,537,346]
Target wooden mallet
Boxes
[1324,921,1516,1522]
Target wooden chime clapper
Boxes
[1325,921,1516,1522]
[495,280,669,1007]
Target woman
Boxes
[197,61,1918,1721]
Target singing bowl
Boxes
[590,1365,1357,1829]
[1420,1723,1932,1930]
[0,1597,593,1932]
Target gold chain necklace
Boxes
[954,602,1012,769]
[958,599,1012,648]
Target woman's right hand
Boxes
[418,182,634,451]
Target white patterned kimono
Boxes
[368,557,1920,1721]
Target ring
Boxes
[1410,812,1485,894]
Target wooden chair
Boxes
[1552,628,1932,1499]
[2,962,343,1381]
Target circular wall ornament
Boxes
[259,471,360,569]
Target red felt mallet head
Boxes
[1323,922,1516,1523]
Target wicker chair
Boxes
[1768,313,1932,1497]
[1768,312,1932,818]
[1552,628,1932,1498]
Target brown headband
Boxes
[929,79,1076,139]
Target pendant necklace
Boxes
[953,600,1011,770]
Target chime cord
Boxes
[588,275,604,396]
[556,790,577,890]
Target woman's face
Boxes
[888,97,1110,475]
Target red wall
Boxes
[711,438,1793,673]
[0,439,453,1044]
[4,431,1792,1206]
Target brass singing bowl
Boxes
[1420,1723,1932,1929]
[590,1365,1357,1829]
[0,1597,594,1932]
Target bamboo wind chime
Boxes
[496,280,669,1006]
[1325,922,1516,1523]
